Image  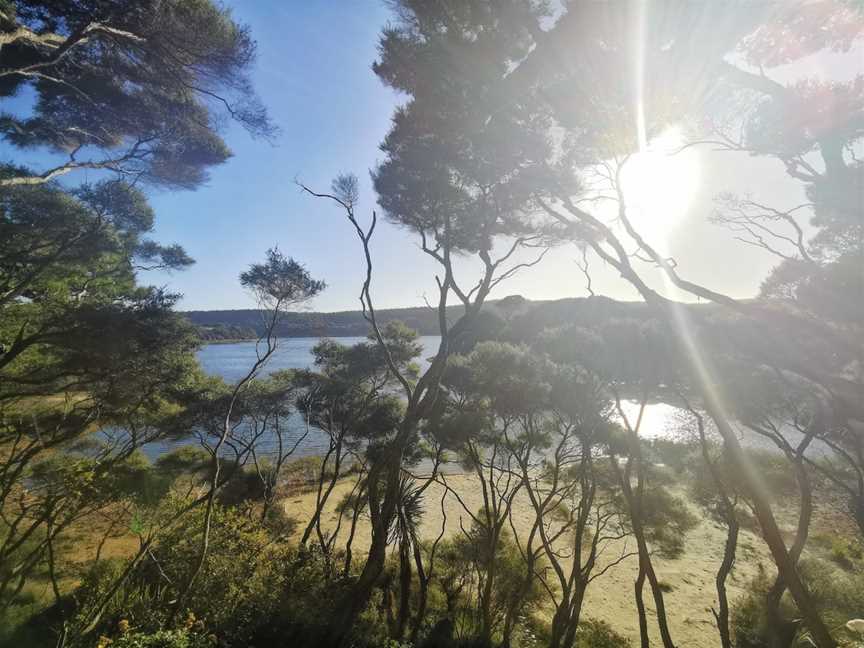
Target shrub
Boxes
[646,439,697,475]
[821,537,863,572]
[640,486,698,558]
[731,556,864,647]
[105,628,214,648]
[70,501,289,645]
[574,620,632,647]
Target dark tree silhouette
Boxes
[0,0,274,188]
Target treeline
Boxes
[186,296,679,340]
[185,304,457,338]
[193,323,258,342]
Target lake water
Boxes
[197,336,442,382]
[143,337,441,461]
[142,336,805,461]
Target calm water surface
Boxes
[144,336,800,460]
[144,337,440,460]
[197,336,441,382]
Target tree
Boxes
[298,7,567,642]
[0,2,278,642]
[433,343,539,646]
[507,359,631,648]
[169,249,324,622]
[301,27,557,641]
[0,0,273,188]
[464,3,863,645]
[292,325,420,561]
[0,177,203,634]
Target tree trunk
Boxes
[301,439,341,547]
[610,450,676,648]
[410,539,430,644]
[691,366,834,647]
[502,548,539,648]
[478,538,498,647]
[693,407,738,648]
[343,481,366,577]
[714,516,739,648]
[561,584,586,648]
[324,434,408,647]
[634,565,650,648]
[395,533,412,640]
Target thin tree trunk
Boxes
[689,403,738,648]
[561,585,586,648]
[634,565,650,648]
[301,439,338,546]
[546,195,837,648]
[410,541,430,644]
[767,448,814,648]
[395,531,412,640]
[701,395,833,647]
[343,479,366,576]
[609,442,676,648]
[325,437,408,647]
[714,515,739,648]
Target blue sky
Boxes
[4,1,839,312]
[146,1,417,312]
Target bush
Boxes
[245,545,357,646]
[104,628,214,648]
[816,535,864,572]
[646,439,697,475]
[574,620,632,647]
[70,501,290,645]
[731,556,864,647]
[422,528,547,647]
[640,486,698,558]
[730,571,777,648]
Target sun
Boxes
[618,128,701,239]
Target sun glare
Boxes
[618,128,701,239]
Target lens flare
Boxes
[619,128,701,239]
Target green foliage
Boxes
[639,486,699,559]
[292,323,421,453]
[731,557,864,647]
[573,620,632,648]
[0,592,59,648]
[730,571,786,648]
[646,439,698,476]
[239,248,325,309]
[0,0,272,188]
[71,503,288,645]
[372,0,564,253]
[194,324,257,342]
[431,529,546,642]
[103,628,214,648]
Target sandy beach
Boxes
[283,472,772,647]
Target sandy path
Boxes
[282,473,771,647]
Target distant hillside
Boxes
[184,304,455,339]
[182,295,670,341]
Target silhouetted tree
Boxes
[0,0,273,188]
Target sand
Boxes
[282,472,772,647]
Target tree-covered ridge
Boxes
[183,296,674,340]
